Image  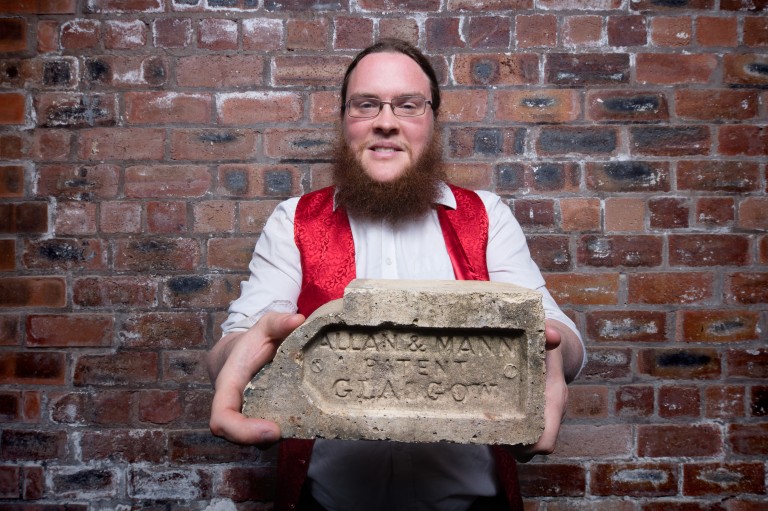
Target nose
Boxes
[372,103,399,135]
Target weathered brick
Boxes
[55,202,97,235]
[104,19,146,49]
[537,0,621,8]
[494,89,580,123]
[554,424,632,460]
[586,90,669,122]
[217,466,275,502]
[560,198,600,232]
[78,128,164,161]
[0,17,27,52]
[607,15,647,46]
[695,197,734,227]
[0,133,24,160]
[334,16,373,50]
[638,348,721,380]
[627,272,712,304]
[447,127,525,158]
[581,348,632,381]
[198,18,237,51]
[139,390,182,424]
[0,93,26,125]
[659,385,700,418]
[41,57,78,88]
[30,129,71,160]
[0,165,24,198]
[630,126,710,156]
[91,390,134,425]
[177,55,264,87]
[453,53,538,86]
[217,92,302,125]
[0,240,14,272]
[587,161,670,192]
[677,160,760,192]
[38,19,59,52]
[113,238,201,272]
[516,14,556,48]
[683,463,765,496]
[379,17,419,45]
[721,0,768,10]
[119,311,206,349]
[128,467,211,500]
[162,274,242,309]
[562,15,602,48]
[0,351,66,385]
[513,199,555,228]
[447,0,531,8]
[0,430,67,461]
[675,89,758,121]
[147,201,188,233]
[719,125,768,156]
[578,235,662,268]
[37,163,119,200]
[85,0,163,13]
[243,18,282,50]
[587,310,667,343]
[518,464,586,497]
[567,385,608,418]
[169,430,262,463]
[163,351,209,385]
[207,237,258,271]
[637,53,717,84]
[604,197,644,232]
[0,277,65,308]
[727,348,768,380]
[706,385,745,419]
[725,272,768,304]
[49,392,89,424]
[639,424,722,458]
[615,385,654,417]
[79,429,166,462]
[743,16,768,46]
[538,127,617,156]
[83,55,167,88]
[239,199,280,233]
[34,92,116,128]
[723,53,768,86]
[695,15,737,46]
[48,466,118,499]
[631,0,714,10]
[125,165,211,198]
[27,314,113,347]
[649,197,689,229]
[193,200,236,233]
[546,53,629,85]
[273,55,350,86]
[465,15,512,49]
[545,273,619,305]
[73,276,156,308]
[429,18,468,50]
[153,17,192,48]
[263,128,335,160]
[23,238,107,271]
[124,92,212,125]
[669,234,750,267]
[591,462,677,497]
[99,201,142,233]
[285,18,328,50]
[650,16,692,47]
[751,386,768,416]
[738,198,768,230]
[729,424,768,456]
[171,129,258,162]
[74,352,158,386]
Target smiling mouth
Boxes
[371,147,400,153]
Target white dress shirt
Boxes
[222,183,583,511]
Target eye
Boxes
[353,98,379,110]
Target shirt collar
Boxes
[332,181,456,211]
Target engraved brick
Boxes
[243,280,546,445]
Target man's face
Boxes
[342,52,435,184]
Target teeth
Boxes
[373,147,396,152]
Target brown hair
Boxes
[340,38,441,118]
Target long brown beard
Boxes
[332,130,445,223]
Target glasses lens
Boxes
[392,97,426,117]
[349,98,381,118]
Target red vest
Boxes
[277,185,522,510]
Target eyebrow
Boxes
[348,92,427,99]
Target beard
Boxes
[332,129,445,224]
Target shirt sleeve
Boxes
[477,191,586,373]
[220,197,303,336]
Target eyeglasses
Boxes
[345,96,433,118]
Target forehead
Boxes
[346,52,432,98]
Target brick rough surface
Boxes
[1,3,766,509]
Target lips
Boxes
[367,141,404,153]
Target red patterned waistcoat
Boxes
[276,185,522,511]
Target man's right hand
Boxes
[207,311,305,446]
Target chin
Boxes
[363,165,408,184]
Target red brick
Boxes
[586,90,668,122]
[100,201,142,233]
[562,15,601,47]
[168,430,262,463]
[695,16,737,47]
[124,92,212,125]
[147,201,187,233]
[578,235,662,267]
[683,463,765,496]
[113,238,201,272]
[48,467,118,499]
[80,430,166,463]
[239,200,280,233]
[162,351,209,385]
[22,391,40,422]
[139,390,181,424]
[649,197,689,228]
[84,55,167,88]
[73,276,156,308]
[104,19,146,49]
[379,17,419,45]
[334,16,374,49]
[650,16,692,47]
[586,310,667,342]
[74,352,158,386]
[91,390,134,425]
[0,93,26,125]
[78,128,164,161]
[286,18,328,50]
[128,467,211,500]
[695,197,734,227]
[177,55,264,87]
[607,15,647,46]
[560,198,600,232]
[0,430,67,461]
[762,235,768,264]
[37,163,119,199]
[35,21,59,52]
[726,272,768,304]
[466,15,512,49]
[193,200,236,233]
[591,462,677,497]
[538,127,618,156]
[27,314,113,347]
[677,160,760,192]
[125,165,211,198]
[447,127,524,159]
[0,165,23,198]
[658,385,700,418]
[513,199,555,228]
[263,128,335,160]
[0,133,24,159]
[494,89,580,123]
[675,89,758,121]
[152,17,191,48]
[310,91,341,123]
[554,424,631,459]
[0,17,27,52]
[198,18,237,50]
[527,235,571,272]
[546,53,629,86]
[627,272,713,304]
[243,18,282,50]
[630,126,710,156]
[631,0,714,8]
[724,53,768,86]
[208,237,258,271]
[171,129,258,161]
[30,129,71,161]
[0,465,19,497]
[447,0,531,8]
[518,464,585,497]
[180,389,214,425]
[0,202,48,234]
[545,273,619,305]
[706,386,745,419]
[0,240,14,272]
[727,348,768,379]
[273,56,350,86]
[0,277,65,308]
[85,0,163,12]
[425,17,464,50]
[719,125,768,156]
[669,234,750,267]
[162,274,242,309]
[567,385,608,418]
[729,423,768,456]
[637,53,717,84]
[453,53,538,86]
[49,392,88,424]
[721,0,768,9]
[23,238,107,271]
[581,347,632,381]
[615,385,654,417]
[743,16,768,46]
[217,91,302,125]
[217,466,275,502]
[537,0,621,7]
[119,312,206,349]
[587,161,670,192]
[55,202,97,235]
[751,386,768,416]
[516,14,556,48]
[638,348,721,380]
[639,424,722,457]
[0,351,66,385]
[738,198,768,230]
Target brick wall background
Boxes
[1,0,767,509]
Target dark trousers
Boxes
[299,491,511,511]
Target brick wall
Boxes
[1,0,766,509]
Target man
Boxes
[207,39,585,511]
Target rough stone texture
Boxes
[243,279,546,445]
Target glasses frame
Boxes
[345,95,433,119]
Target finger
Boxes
[544,322,562,350]
[257,312,306,344]
[210,392,281,445]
